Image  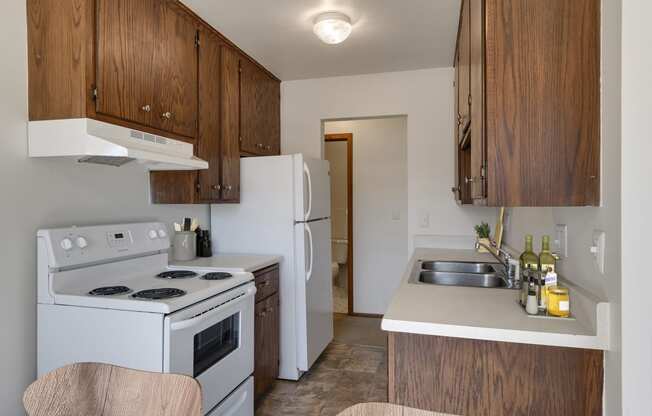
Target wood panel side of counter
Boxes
[388,332,603,416]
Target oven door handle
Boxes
[170,286,255,332]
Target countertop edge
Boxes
[380,317,609,351]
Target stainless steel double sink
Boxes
[411,260,509,288]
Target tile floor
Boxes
[256,316,387,416]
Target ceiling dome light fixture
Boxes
[313,12,352,45]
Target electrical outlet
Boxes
[554,224,568,258]
[590,230,606,274]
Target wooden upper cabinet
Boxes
[469,0,485,200]
[152,3,198,138]
[96,0,197,139]
[241,59,281,156]
[220,46,241,202]
[263,78,281,155]
[457,0,471,132]
[96,0,160,127]
[196,30,222,202]
[452,0,600,207]
[240,58,263,154]
[485,0,600,206]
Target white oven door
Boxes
[164,283,255,414]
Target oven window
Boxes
[193,312,240,377]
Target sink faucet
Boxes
[475,240,518,288]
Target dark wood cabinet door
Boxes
[220,46,241,202]
[240,59,263,154]
[457,0,471,130]
[469,0,486,200]
[196,31,222,202]
[254,293,280,402]
[263,78,281,155]
[96,0,160,127]
[152,3,198,138]
[485,0,600,206]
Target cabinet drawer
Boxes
[254,265,279,302]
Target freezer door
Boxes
[295,155,331,222]
[294,219,333,371]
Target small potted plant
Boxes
[474,222,491,253]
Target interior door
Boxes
[294,219,333,371]
[96,0,159,126]
[152,3,198,138]
[296,157,331,222]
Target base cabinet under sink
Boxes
[387,332,603,416]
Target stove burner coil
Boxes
[88,286,132,296]
[156,270,198,279]
[132,288,186,300]
[202,272,233,281]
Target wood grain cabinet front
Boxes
[452,0,600,207]
[388,332,603,416]
[28,0,280,205]
[252,265,280,404]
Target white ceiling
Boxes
[183,0,461,81]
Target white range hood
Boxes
[28,118,208,171]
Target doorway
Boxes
[324,133,353,315]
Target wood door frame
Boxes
[325,133,354,315]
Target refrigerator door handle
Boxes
[305,223,314,281]
[303,162,313,220]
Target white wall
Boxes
[324,118,408,314]
[502,1,622,414]
[0,3,209,414]
[621,0,652,414]
[282,68,496,268]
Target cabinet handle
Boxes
[141,105,151,112]
[225,185,233,191]
[451,186,460,193]
[265,145,272,151]
[161,111,173,120]
[211,184,221,191]
[465,176,474,184]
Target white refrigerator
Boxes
[210,154,333,381]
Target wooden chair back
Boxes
[23,362,202,416]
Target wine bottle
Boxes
[539,235,556,273]
[519,234,539,271]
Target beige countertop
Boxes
[170,253,282,273]
[381,248,610,350]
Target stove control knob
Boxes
[148,230,159,240]
[76,236,88,249]
[60,238,73,251]
[158,229,167,238]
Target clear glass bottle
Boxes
[539,235,556,273]
[519,235,539,271]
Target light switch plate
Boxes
[554,224,568,258]
[419,210,430,228]
[591,230,606,274]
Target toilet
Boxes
[331,239,349,281]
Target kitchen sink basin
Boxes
[421,261,496,274]
[418,271,506,288]
[412,260,511,289]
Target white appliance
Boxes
[37,222,254,416]
[211,154,334,380]
[28,118,208,170]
